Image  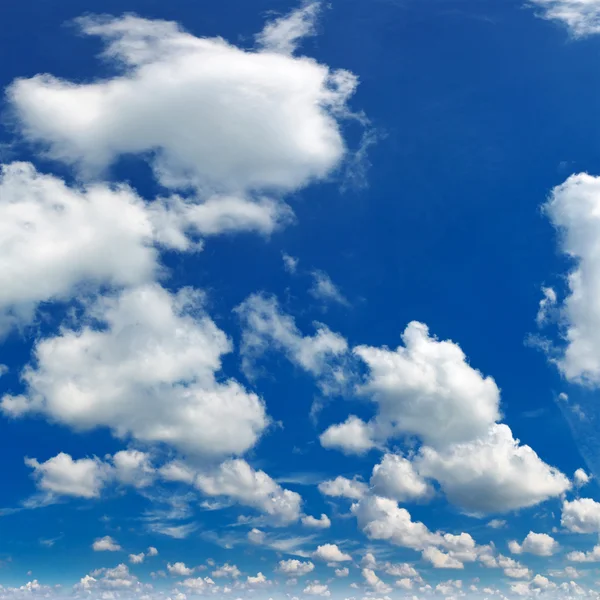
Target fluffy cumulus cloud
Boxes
[529,0,600,37]
[416,424,570,513]
[312,543,352,562]
[92,536,122,552]
[277,559,315,577]
[541,173,600,384]
[349,321,501,449]
[2,284,268,458]
[25,453,111,499]
[562,497,600,533]
[351,495,441,550]
[318,476,368,500]
[0,163,162,329]
[319,415,376,455]
[370,453,432,503]
[194,459,302,525]
[508,532,559,556]
[7,5,359,235]
[301,513,331,529]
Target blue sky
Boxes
[4,0,600,598]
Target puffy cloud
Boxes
[352,321,500,449]
[129,553,145,564]
[8,7,358,218]
[508,532,559,557]
[2,284,268,458]
[416,423,570,513]
[25,453,111,500]
[246,572,268,586]
[303,583,330,597]
[370,453,432,503]
[0,162,162,328]
[487,519,507,529]
[195,459,302,525]
[574,468,591,487]
[236,293,348,379]
[112,450,155,489]
[277,559,315,577]
[562,497,600,533]
[421,547,464,569]
[312,544,352,562]
[536,286,557,326]
[541,173,600,383]
[319,416,376,455]
[211,564,240,579]
[92,536,122,552]
[334,568,349,577]
[567,544,600,562]
[318,476,368,500]
[181,576,215,591]
[529,0,600,37]
[167,563,194,576]
[147,547,158,557]
[351,495,441,550]
[301,514,331,529]
[362,568,392,594]
[282,253,299,274]
[309,270,349,306]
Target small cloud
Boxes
[309,270,349,306]
[92,536,121,552]
[282,252,299,274]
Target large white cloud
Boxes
[194,458,302,525]
[352,321,501,449]
[0,162,160,327]
[370,453,432,503]
[562,497,600,533]
[8,6,358,221]
[2,283,268,458]
[540,173,600,384]
[529,0,600,37]
[351,495,441,550]
[416,424,570,513]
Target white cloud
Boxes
[25,453,111,499]
[167,563,194,577]
[246,572,268,586]
[195,459,302,525]
[562,497,600,533]
[282,253,299,274]
[370,453,432,503]
[112,450,155,489]
[362,568,392,594]
[318,476,368,500]
[416,423,570,513]
[236,293,348,378]
[303,583,330,597]
[421,547,464,570]
[309,270,349,306]
[211,564,240,579]
[8,8,358,221]
[529,0,600,37]
[301,514,331,529]
[92,536,122,552]
[353,321,500,449]
[319,416,376,455]
[536,286,557,326]
[508,532,559,556]
[2,284,268,458]
[312,544,352,562]
[352,495,441,550]
[334,568,349,577]
[147,547,158,557]
[0,162,162,329]
[487,519,507,529]
[567,544,600,562]
[129,553,145,564]
[574,468,591,487]
[256,2,320,54]
[277,559,315,577]
[541,173,600,383]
